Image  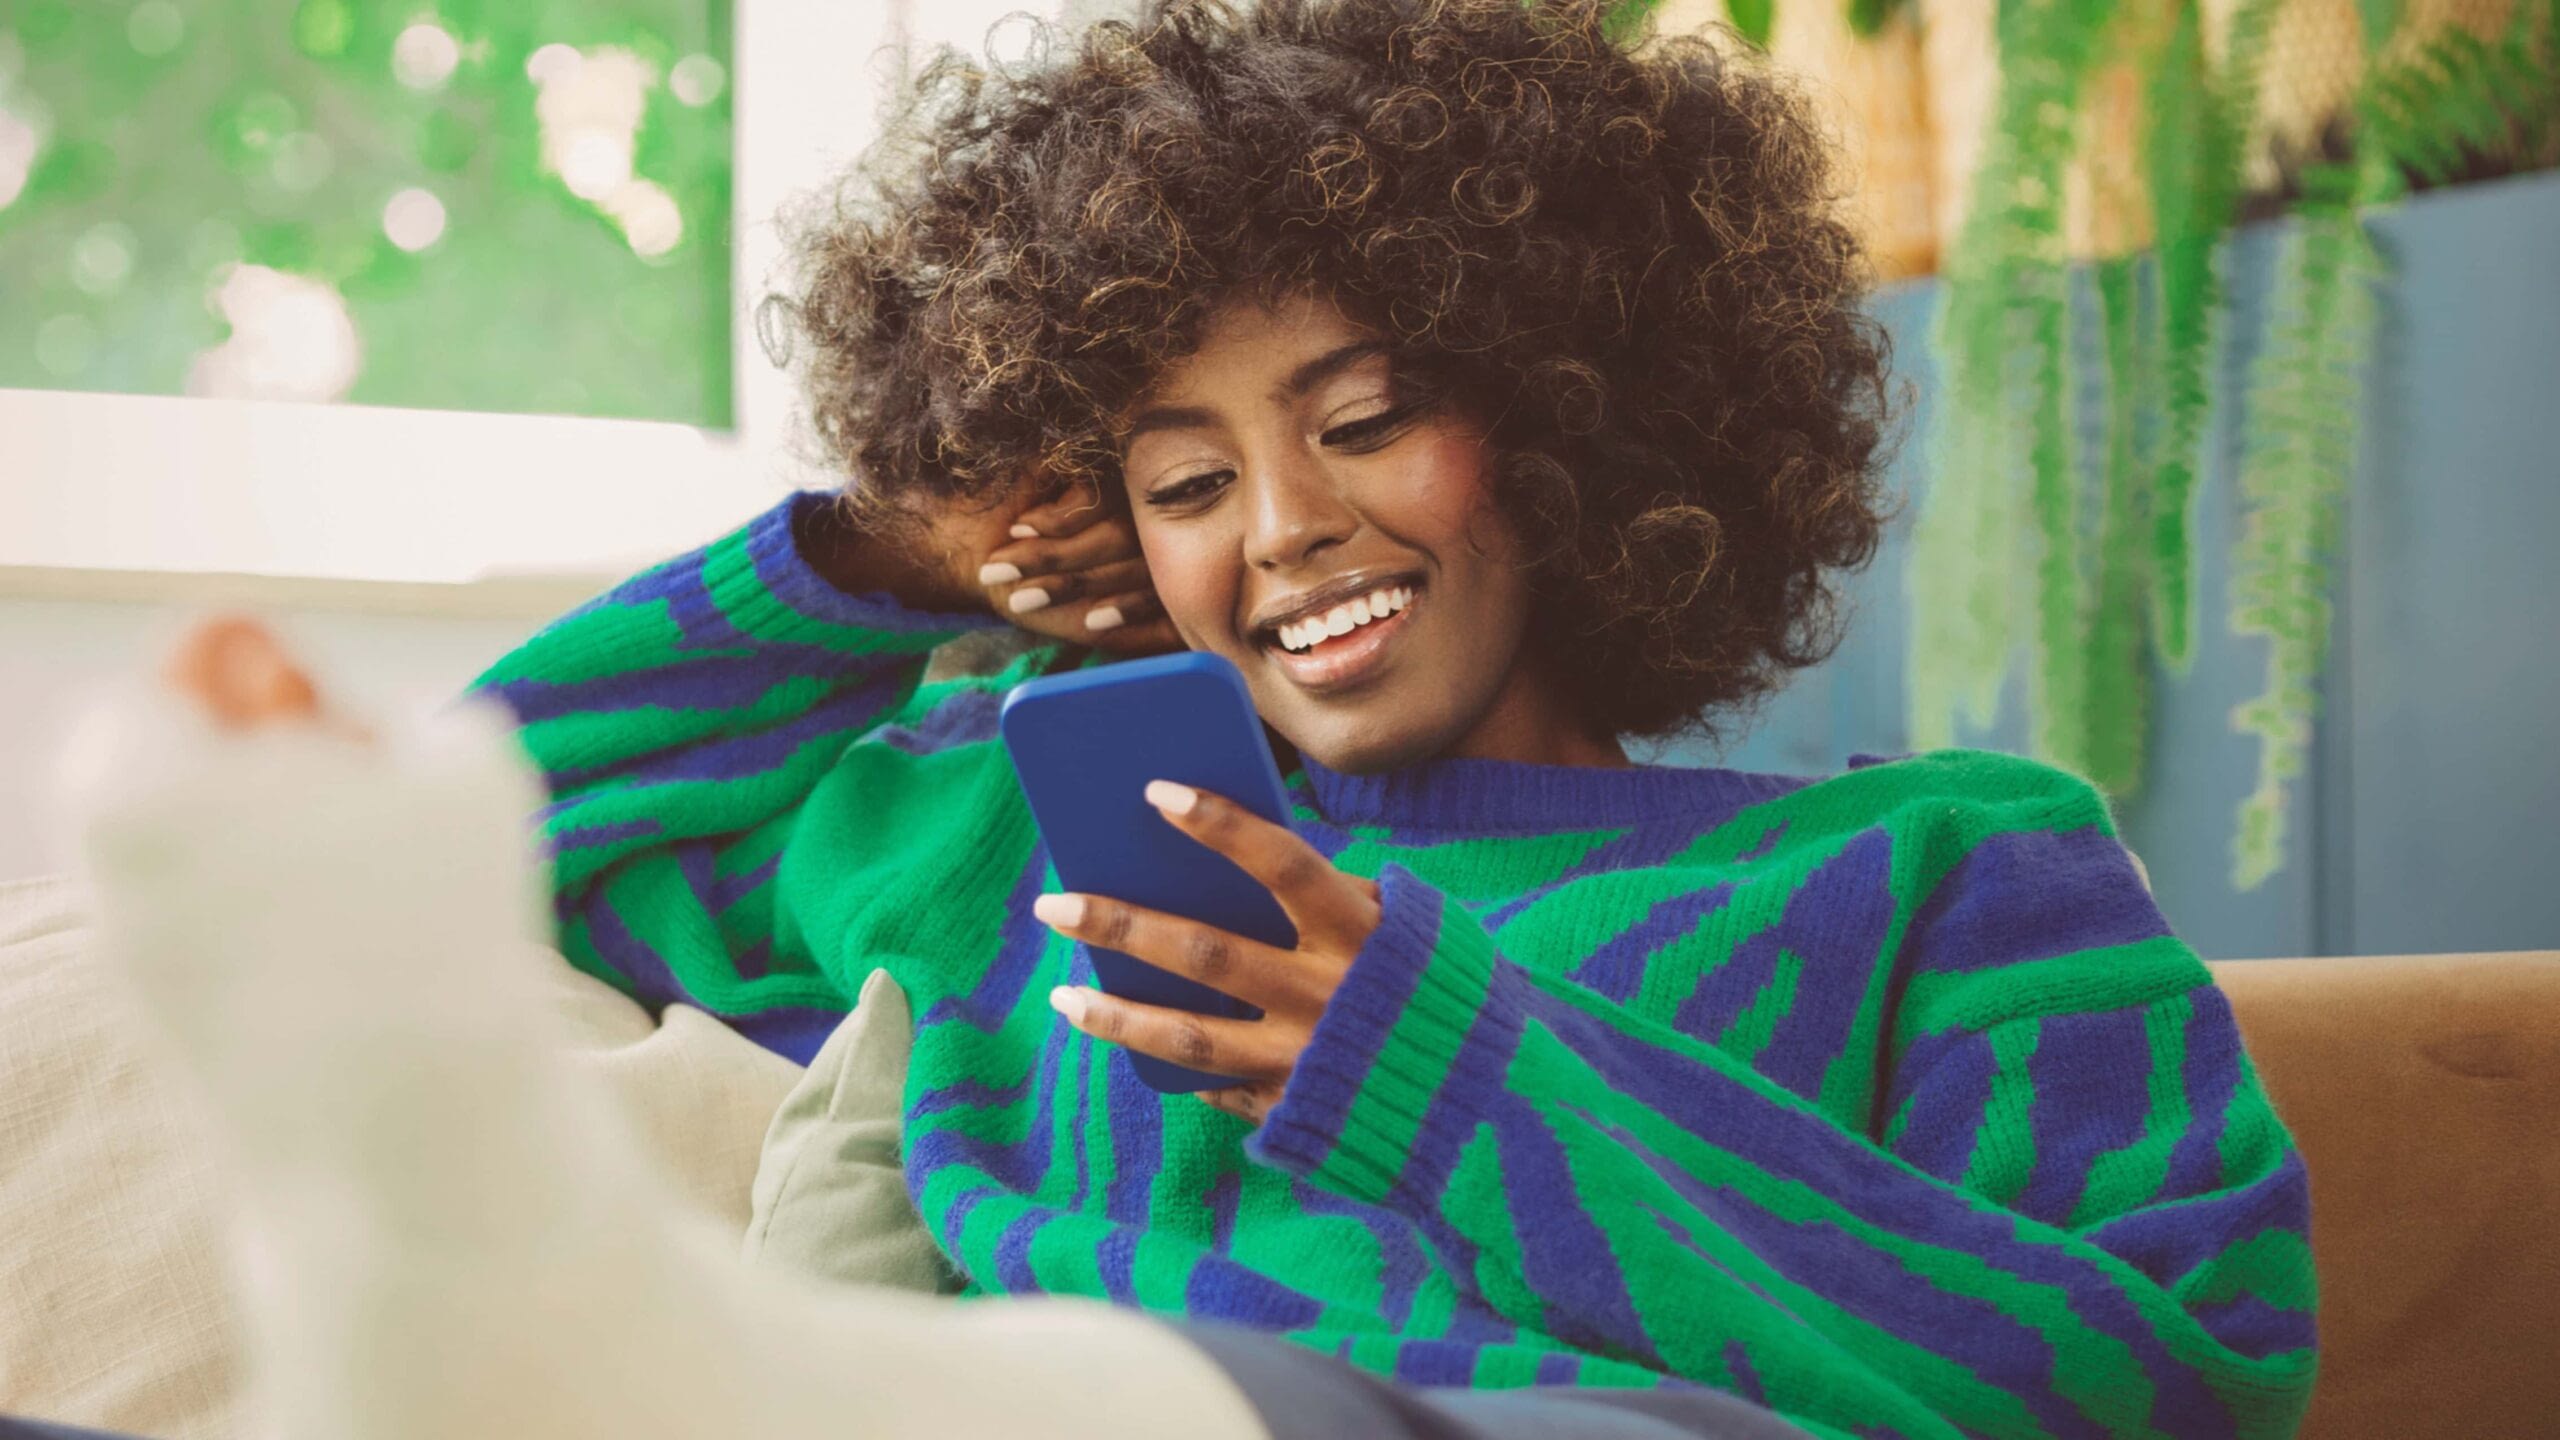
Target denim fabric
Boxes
[0,1420,135,1440]
[1178,1322,1818,1440]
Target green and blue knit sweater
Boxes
[474,493,2317,1439]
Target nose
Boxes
[1240,445,1356,572]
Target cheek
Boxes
[1133,522,1235,649]
[1375,428,1513,564]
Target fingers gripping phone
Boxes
[999,653,1298,1093]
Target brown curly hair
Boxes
[773,0,1895,740]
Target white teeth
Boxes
[1270,584,1418,653]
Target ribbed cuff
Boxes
[701,492,1003,655]
[1250,864,1513,1205]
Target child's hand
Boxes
[969,482,1179,656]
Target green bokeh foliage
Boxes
[0,0,733,426]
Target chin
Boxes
[1281,707,1462,776]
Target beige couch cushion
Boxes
[0,875,246,1439]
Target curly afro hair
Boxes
[773,0,1896,740]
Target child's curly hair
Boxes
[773,0,1895,740]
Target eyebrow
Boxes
[1279,339,1391,400]
[1121,340,1391,445]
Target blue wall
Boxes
[1650,169,2560,961]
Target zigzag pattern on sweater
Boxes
[476,493,2317,1440]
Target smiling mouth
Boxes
[1254,580,1422,692]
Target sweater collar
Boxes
[1294,751,1807,834]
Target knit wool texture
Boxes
[475,494,2318,1440]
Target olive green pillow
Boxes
[741,968,962,1294]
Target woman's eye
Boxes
[1322,401,1425,451]
[1146,469,1232,508]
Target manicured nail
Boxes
[1033,892,1086,929]
[1050,985,1091,1025]
[1009,586,1052,614]
[1010,523,1040,539]
[979,561,1022,585]
[1086,604,1125,632]
[1145,780,1198,816]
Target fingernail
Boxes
[1050,986,1090,1025]
[1033,892,1086,929]
[1086,604,1125,632]
[979,561,1022,585]
[1009,586,1052,614]
[1010,523,1040,539]
[1145,780,1198,816]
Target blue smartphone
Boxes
[999,652,1298,1093]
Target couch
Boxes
[2210,951,2560,1439]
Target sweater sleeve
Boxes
[1247,807,2315,1437]
[468,492,1002,1038]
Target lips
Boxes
[1257,583,1420,693]
[1249,569,1423,638]
[1272,582,1415,653]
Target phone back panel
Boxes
[999,652,1298,1093]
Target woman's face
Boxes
[1120,293,1592,773]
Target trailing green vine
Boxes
[1907,0,2557,890]
[1907,0,2112,771]
[2143,0,2281,674]
[2226,162,2380,890]
[2083,253,2154,797]
[2224,0,2558,887]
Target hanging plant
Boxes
[1593,0,2554,887]
[2081,251,2155,797]
[1907,0,2114,773]
[2225,162,2381,890]
[1897,0,2559,889]
[2226,0,2560,886]
[2360,0,2560,188]
[2143,0,2281,676]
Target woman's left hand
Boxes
[1032,780,1382,1126]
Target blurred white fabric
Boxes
[9,685,1264,1440]
[0,870,807,1437]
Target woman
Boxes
[469,0,2315,1436]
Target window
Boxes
[0,0,1104,585]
